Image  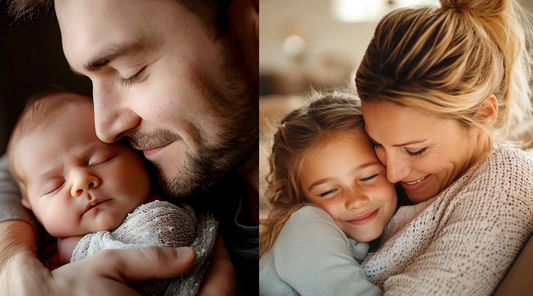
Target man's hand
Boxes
[1,220,196,296]
[198,236,237,296]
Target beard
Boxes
[130,34,258,200]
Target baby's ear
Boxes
[21,199,32,210]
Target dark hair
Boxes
[7,0,233,38]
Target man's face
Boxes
[17,99,151,238]
[56,0,258,198]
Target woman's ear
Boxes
[21,198,32,210]
[476,94,498,128]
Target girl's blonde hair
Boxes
[259,90,365,258]
[356,0,533,157]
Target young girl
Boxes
[259,90,396,295]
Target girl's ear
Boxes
[21,199,32,210]
[476,94,498,128]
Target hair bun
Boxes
[439,0,509,17]
[440,0,468,11]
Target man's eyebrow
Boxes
[84,41,147,73]
[308,161,381,191]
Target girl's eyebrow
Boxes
[349,161,381,175]
[308,177,334,191]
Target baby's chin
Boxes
[80,212,128,235]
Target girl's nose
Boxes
[345,191,369,210]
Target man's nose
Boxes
[70,168,100,197]
[93,84,140,143]
[385,152,411,183]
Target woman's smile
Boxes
[401,174,432,192]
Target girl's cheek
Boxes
[315,198,340,219]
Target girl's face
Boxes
[362,101,480,203]
[300,132,397,242]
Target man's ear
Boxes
[476,94,498,128]
[21,198,32,210]
[227,0,259,76]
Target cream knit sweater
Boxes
[362,146,533,295]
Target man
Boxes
[0,0,259,295]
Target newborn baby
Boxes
[7,92,218,296]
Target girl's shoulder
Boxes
[281,205,343,238]
[274,205,350,250]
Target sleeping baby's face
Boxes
[300,132,397,242]
[15,98,151,238]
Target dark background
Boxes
[0,2,92,155]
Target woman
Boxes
[355,0,533,294]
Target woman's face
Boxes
[362,101,480,203]
[300,132,397,242]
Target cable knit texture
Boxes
[362,145,533,295]
[71,200,218,296]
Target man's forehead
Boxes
[68,39,156,75]
[55,0,151,68]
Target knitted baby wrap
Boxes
[71,200,218,296]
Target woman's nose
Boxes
[70,169,100,197]
[385,152,411,183]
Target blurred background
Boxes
[259,0,533,218]
[0,1,92,156]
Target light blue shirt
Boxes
[260,206,383,296]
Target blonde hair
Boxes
[7,92,92,199]
[259,89,366,258]
[356,0,533,157]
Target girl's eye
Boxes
[122,66,147,86]
[406,147,427,157]
[43,179,65,195]
[361,174,378,182]
[319,189,336,197]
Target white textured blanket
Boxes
[71,200,218,296]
